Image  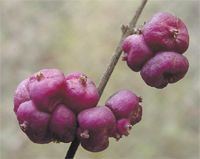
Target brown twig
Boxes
[98,0,148,96]
[65,0,148,158]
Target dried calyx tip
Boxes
[121,24,129,34]
[35,72,44,81]
[123,124,132,136]
[125,124,132,131]
[171,29,179,38]
[79,75,87,86]
[52,139,60,143]
[122,54,128,61]
[135,28,142,34]
[20,122,28,132]
[80,130,90,139]
[138,96,143,102]
[115,133,121,141]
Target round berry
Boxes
[105,90,141,120]
[16,101,52,144]
[140,51,189,88]
[122,34,154,72]
[105,90,142,138]
[29,69,66,112]
[77,106,116,137]
[80,130,109,152]
[65,72,99,113]
[142,12,189,53]
[77,106,116,152]
[49,104,76,143]
[14,78,30,113]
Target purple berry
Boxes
[65,72,99,113]
[142,12,189,53]
[105,90,141,120]
[77,106,116,137]
[77,106,116,152]
[80,130,109,152]
[49,104,76,143]
[122,34,154,72]
[105,90,142,138]
[16,101,52,144]
[116,119,132,136]
[140,51,189,88]
[14,78,30,113]
[29,69,66,112]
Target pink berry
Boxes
[142,12,189,53]
[16,101,52,144]
[116,119,132,136]
[105,90,142,138]
[80,130,109,152]
[140,51,189,88]
[122,34,154,72]
[105,90,141,120]
[77,106,116,137]
[49,104,76,143]
[65,72,99,113]
[14,78,30,113]
[77,106,116,152]
[29,69,66,112]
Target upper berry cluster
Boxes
[122,12,189,88]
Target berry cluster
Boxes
[14,69,142,152]
[14,69,99,144]
[14,12,190,154]
[122,12,189,88]
[78,90,142,152]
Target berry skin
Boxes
[77,106,116,137]
[140,51,189,88]
[49,104,76,143]
[65,72,99,113]
[29,69,66,112]
[16,101,52,144]
[142,12,189,53]
[105,90,142,138]
[116,119,132,136]
[80,130,109,152]
[105,90,141,120]
[14,78,30,113]
[122,34,154,72]
[77,106,116,152]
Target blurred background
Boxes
[0,0,199,159]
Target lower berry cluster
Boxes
[14,69,142,152]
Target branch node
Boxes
[121,24,129,34]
